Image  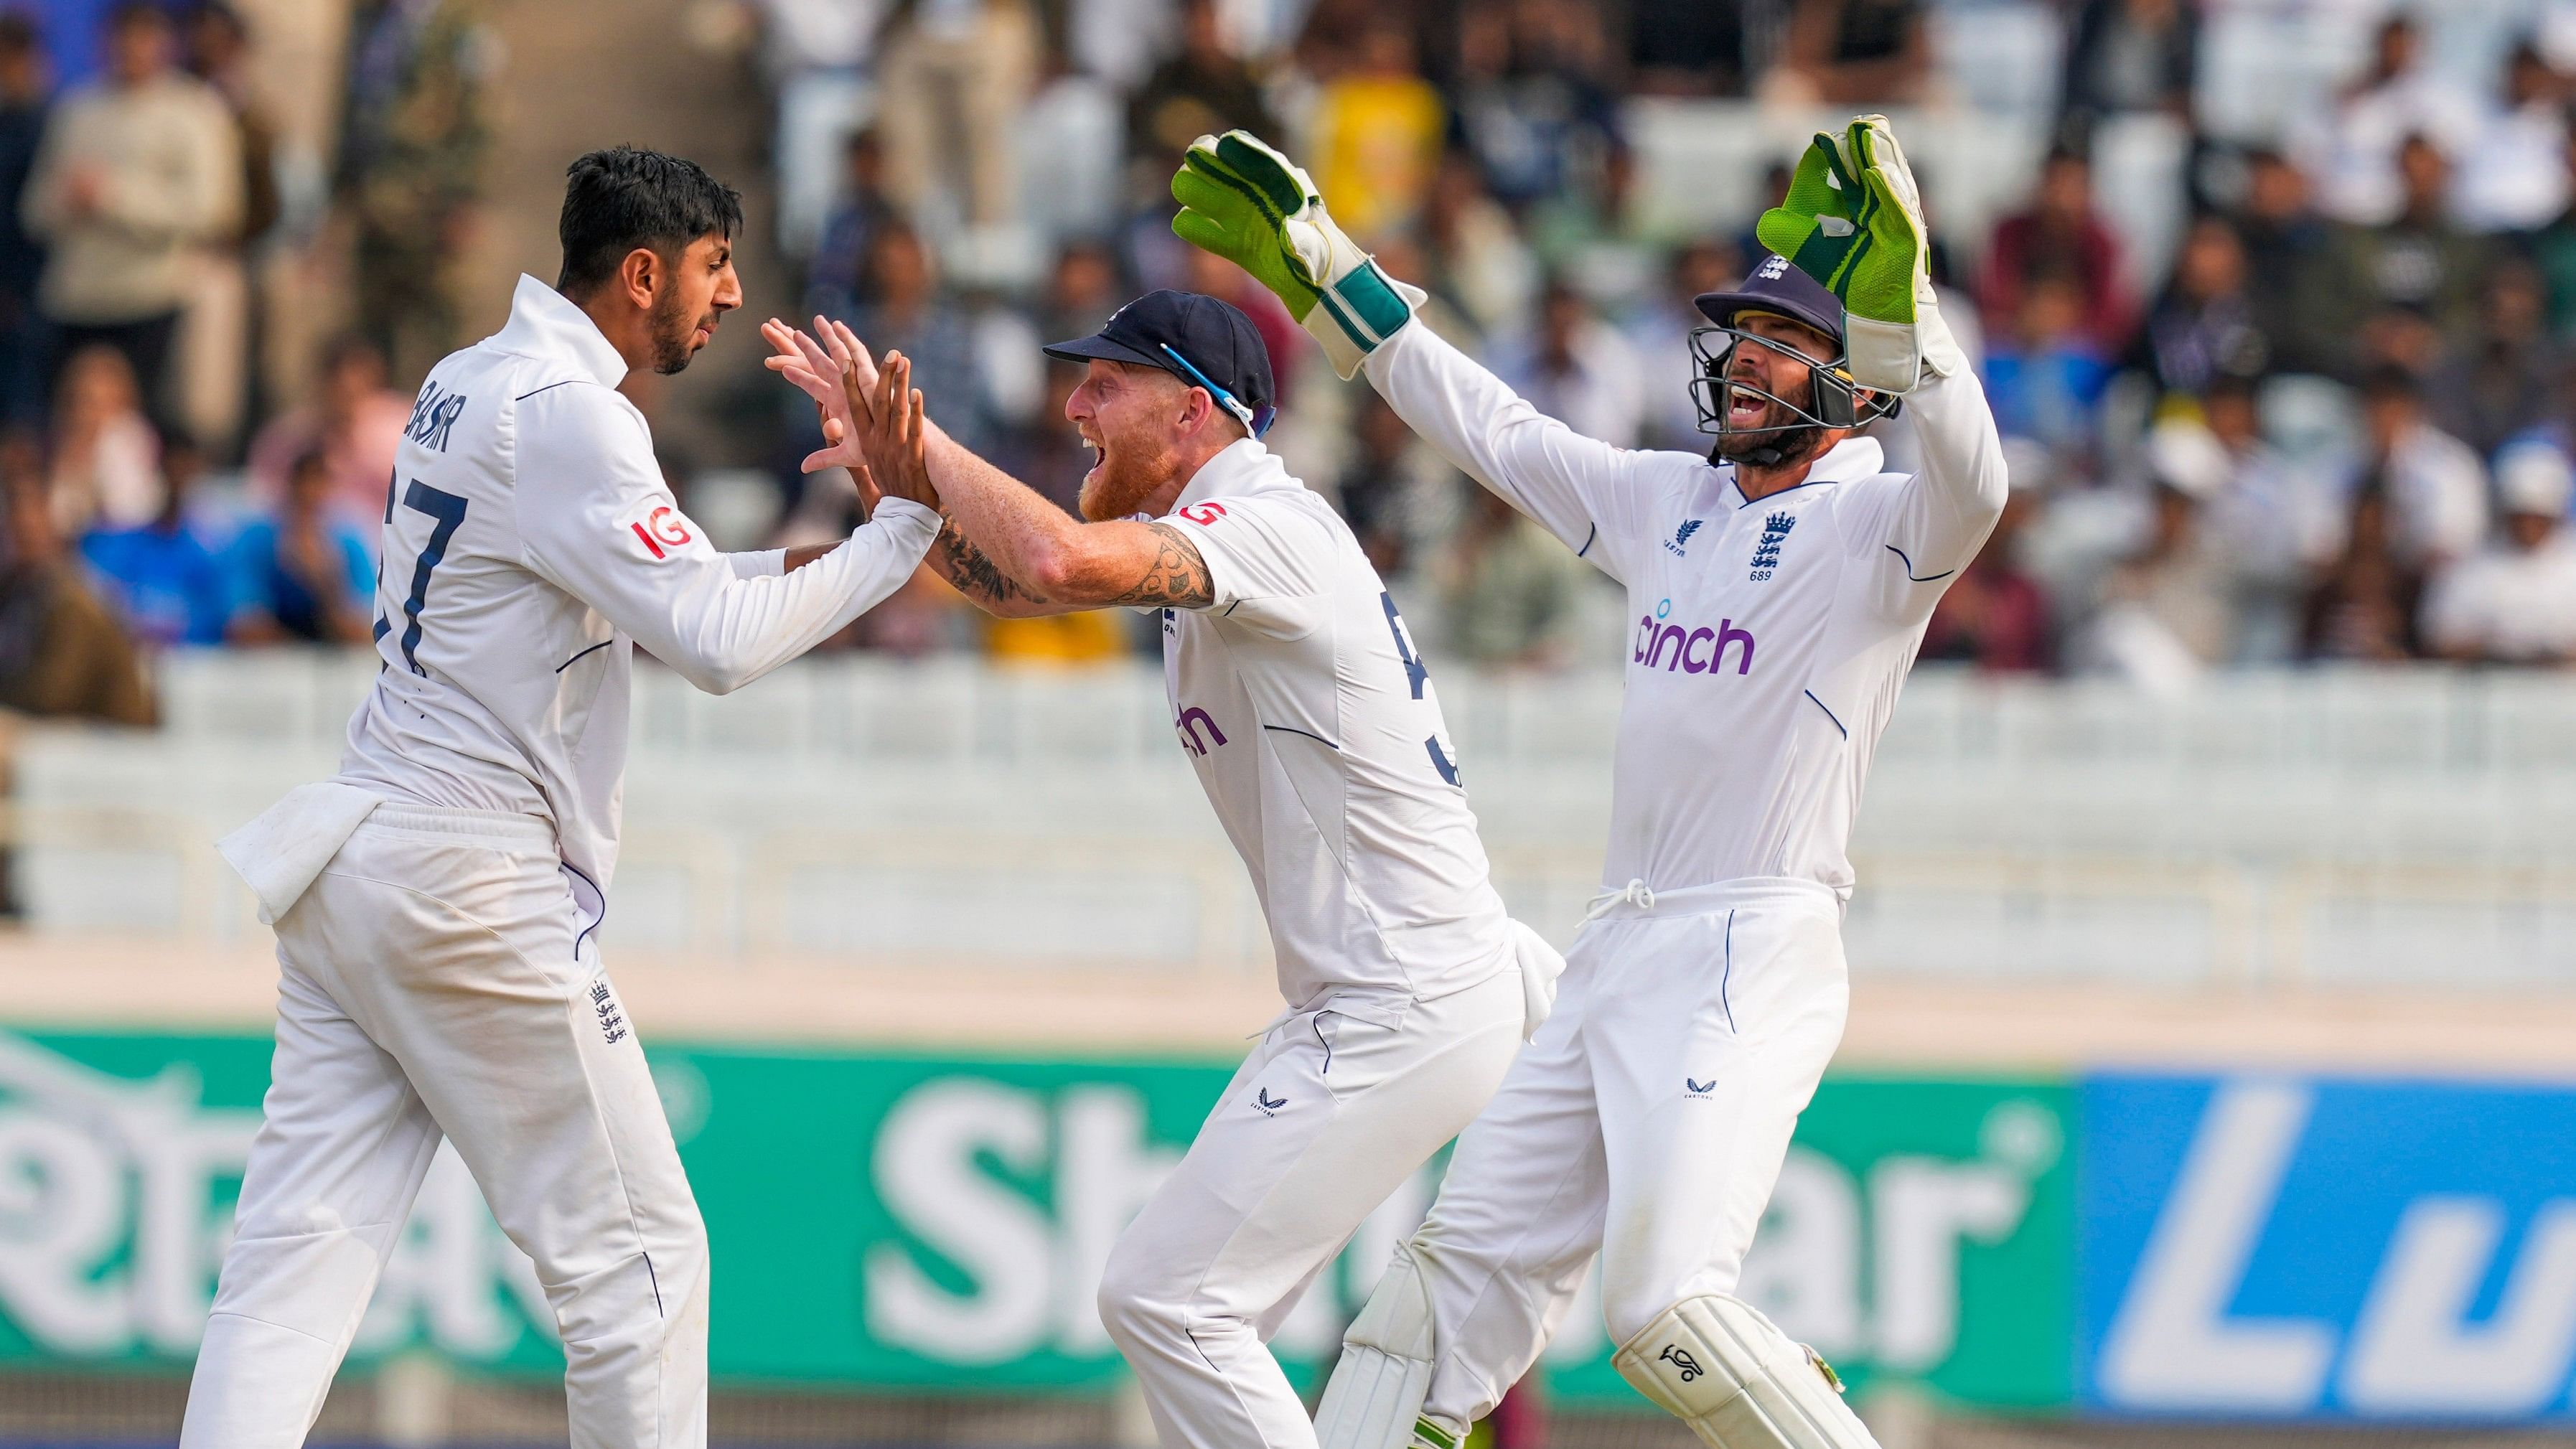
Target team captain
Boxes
[1172,118,2005,1449]
[766,289,1561,1449]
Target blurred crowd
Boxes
[1944,8,2576,685]
[15,0,2576,729]
[0,0,484,723]
[746,0,2576,682]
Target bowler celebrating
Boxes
[184,149,940,1447]
[1172,121,2005,1449]
[768,291,1560,1449]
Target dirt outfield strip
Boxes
[4,932,2573,1078]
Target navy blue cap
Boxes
[1044,289,1278,436]
[1694,253,1847,350]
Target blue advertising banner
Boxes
[2079,1073,2576,1423]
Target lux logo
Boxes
[2099,1079,2576,1417]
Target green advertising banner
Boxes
[0,1030,2072,1410]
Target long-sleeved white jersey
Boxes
[335,275,939,900]
[1364,319,2006,899]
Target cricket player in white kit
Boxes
[764,290,1561,1449]
[1171,120,2005,1449]
[183,149,940,1447]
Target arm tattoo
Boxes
[1106,522,1216,608]
[932,522,1041,607]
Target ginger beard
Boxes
[1073,367,1198,521]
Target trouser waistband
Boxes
[1581,876,1839,924]
[362,803,556,848]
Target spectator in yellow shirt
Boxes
[1307,20,1444,240]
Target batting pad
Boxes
[1612,1295,1880,1449]
[1315,1248,1447,1449]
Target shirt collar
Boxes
[1170,436,1288,513]
[1807,435,1885,482]
[489,273,630,388]
[1725,434,1884,508]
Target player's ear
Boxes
[618,246,660,311]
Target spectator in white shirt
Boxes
[1626,239,1740,452]
[45,343,159,535]
[19,2,239,423]
[757,0,884,255]
[2455,41,2570,233]
[2422,439,2576,664]
[2083,418,2239,684]
[2354,365,2489,573]
[2295,14,2481,225]
[2200,375,2337,662]
[1489,278,1646,448]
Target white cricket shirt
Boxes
[2421,533,2576,660]
[1366,320,2008,900]
[335,274,939,903]
[1160,438,1514,1023]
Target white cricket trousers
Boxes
[1097,968,1526,1449]
[182,805,708,1448]
[1402,878,1848,1429]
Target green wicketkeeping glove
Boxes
[1171,131,1426,380]
[1753,114,1964,395]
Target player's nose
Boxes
[713,264,744,311]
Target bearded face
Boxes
[1707,314,1854,470]
[1713,344,1827,469]
[1069,361,1202,520]
[645,233,737,376]
[647,278,704,375]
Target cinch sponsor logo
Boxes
[1175,706,1227,756]
[1634,599,1756,676]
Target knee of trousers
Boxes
[1094,1234,1189,1355]
[551,1221,710,1355]
[207,1224,402,1342]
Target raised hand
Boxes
[1753,116,1963,393]
[760,316,888,475]
[1169,131,1426,380]
[848,350,941,512]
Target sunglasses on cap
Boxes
[1159,343,1275,439]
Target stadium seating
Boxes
[18,652,2576,991]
